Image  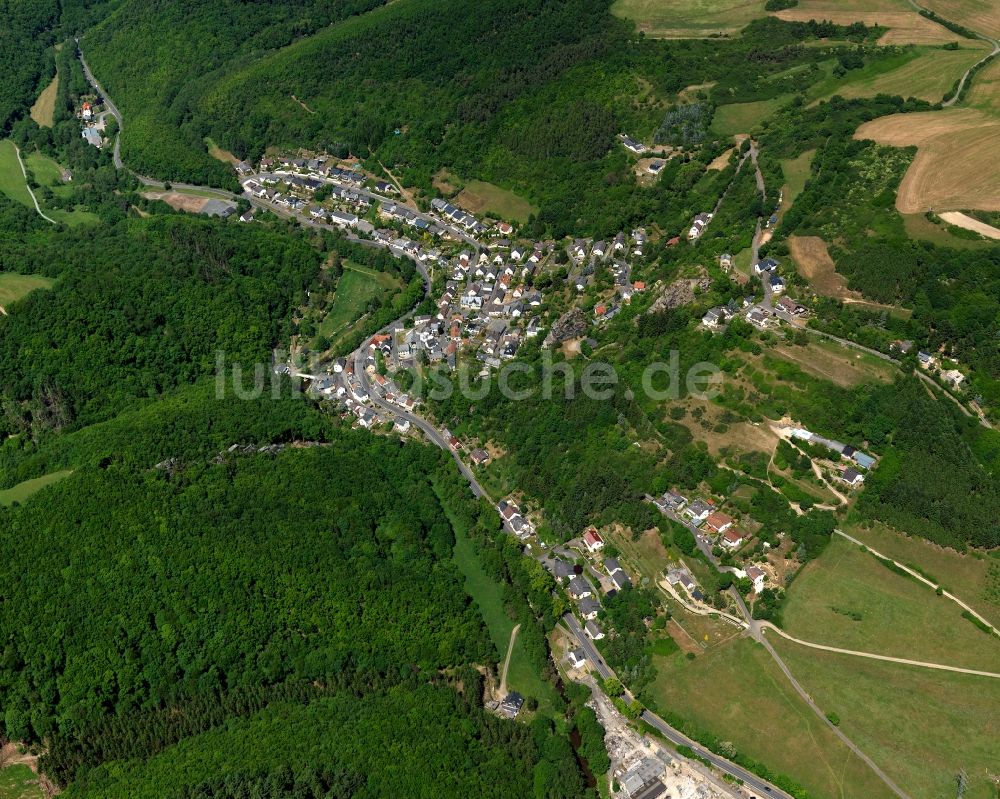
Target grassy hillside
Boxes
[646,639,897,799]
[772,637,1000,799]
[781,535,1000,671]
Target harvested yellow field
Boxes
[611,0,768,38]
[30,74,58,128]
[856,108,1000,212]
[773,1,962,45]
[921,0,1000,39]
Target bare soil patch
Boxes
[788,235,858,300]
[142,191,211,213]
[678,81,717,102]
[291,94,316,114]
[707,146,735,171]
[207,139,238,165]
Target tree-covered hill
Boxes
[80,0,392,187]
[63,683,578,799]
[0,215,321,434]
[0,433,483,754]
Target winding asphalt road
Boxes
[77,45,123,170]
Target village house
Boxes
[499,692,524,718]
[747,307,769,328]
[841,467,864,487]
[940,368,965,389]
[567,648,587,669]
[583,528,605,552]
[658,490,687,512]
[620,134,647,154]
[686,499,713,524]
[701,307,726,328]
[746,566,766,594]
[704,511,734,535]
[721,527,745,549]
[547,558,576,583]
[689,213,712,239]
[470,448,490,466]
[578,596,601,621]
[775,295,807,316]
[584,620,604,640]
[568,576,593,600]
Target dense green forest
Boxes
[63,683,585,799]
[0,436,485,742]
[0,0,59,133]
[0,421,594,798]
[0,216,320,434]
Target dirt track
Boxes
[939,211,1000,239]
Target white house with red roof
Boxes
[583,528,604,553]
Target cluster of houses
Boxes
[656,491,750,552]
[542,526,638,643]
[264,155,368,187]
[244,153,488,243]
[754,256,786,296]
[430,198,487,236]
[296,351,421,435]
[413,247,548,370]
[701,265,807,331]
[701,296,753,329]
[917,350,966,390]
[687,212,713,241]
[497,497,535,540]
[244,170,375,231]
[785,426,876,488]
[566,230,646,297]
